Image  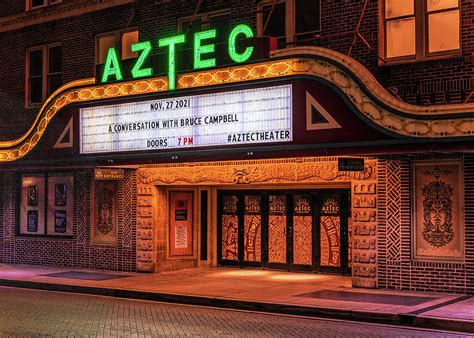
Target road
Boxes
[0,287,467,337]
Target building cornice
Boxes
[0,0,136,33]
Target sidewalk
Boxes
[0,264,472,333]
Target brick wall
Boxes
[0,170,137,272]
[319,0,474,106]
[379,155,473,294]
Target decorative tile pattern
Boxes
[75,172,87,245]
[386,160,401,262]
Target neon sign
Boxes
[80,85,292,154]
[101,24,255,90]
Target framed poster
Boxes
[169,191,194,258]
[20,175,46,235]
[413,161,464,261]
[92,181,118,244]
[47,175,74,236]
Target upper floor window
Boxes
[26,44,61,106]
[27,0,62,11]
[178,10,231,48]
[382,0,460,62]
[96,30,139,65]
[257,0,321,49]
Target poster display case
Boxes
[47,175,74,236]
[168,191,194,258]
[20,175,46,235]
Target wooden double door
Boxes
[218,189,351,275]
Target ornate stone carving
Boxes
[352,277,377,288]
[352,264,376,278]
[353,195,376,208]
[136,182,154,273]
[353,182,376,194]
[232,169,251,184]
[353,210,376,222]
[353,238,376,250]
[353,223,376,236]
[353,252,376,264]
[138,158,377,186]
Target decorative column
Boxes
[352,178,378,288]
[136,181,154,272]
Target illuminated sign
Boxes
[80,85,292,154]
[101,24,255,90]
[94,169,125,180]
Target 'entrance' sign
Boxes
[338,158,365,171]
[80,84,292,154]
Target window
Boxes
[96,30,139,65]
[27,0,62,10]
[19,173,73,237]
[26,44,61,106]
[382,0,460,62]
[178,10,231,48]
[257,0,321,49]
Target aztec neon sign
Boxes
[101,24,254,90]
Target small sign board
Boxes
[338,158,365,172]
[94,169,125,181]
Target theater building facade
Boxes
[0,0,473,295]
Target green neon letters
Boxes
[100,24,255,90]
[101,48,123,83]
[229,24,254,63]
[194,29,216,69]
[131,41,153,79]
[158,34,185,90]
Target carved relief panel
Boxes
[413,161,464,261]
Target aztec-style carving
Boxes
[268,195,287,264]
[353,210,376,222]
[222,215,239,261]
[421,168,455,247]
[2,48,474,162]
[352,264,376,278]
[136,182,154,272]
[96,187,114,235]
[320,216,341,267]
[244,196,261,262]
[353,195,376,208]
[353,223,376,236]
[138,156,378,287]
[353,252,376,264]
[139,159,376,185]
[354,238,376,250]
[386,160,401,262]
[414,161,464,260]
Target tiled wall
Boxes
[378,155,473,294]
[0,170,137,271]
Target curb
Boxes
[0,278,472,334]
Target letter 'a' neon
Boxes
[101,48,123,83]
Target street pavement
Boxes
[0,287,468,337]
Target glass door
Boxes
[218,189,350,275]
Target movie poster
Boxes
[413,161,464,261]
[169,191,194,258]
[20,175,46,235]
[47,175,74,236]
